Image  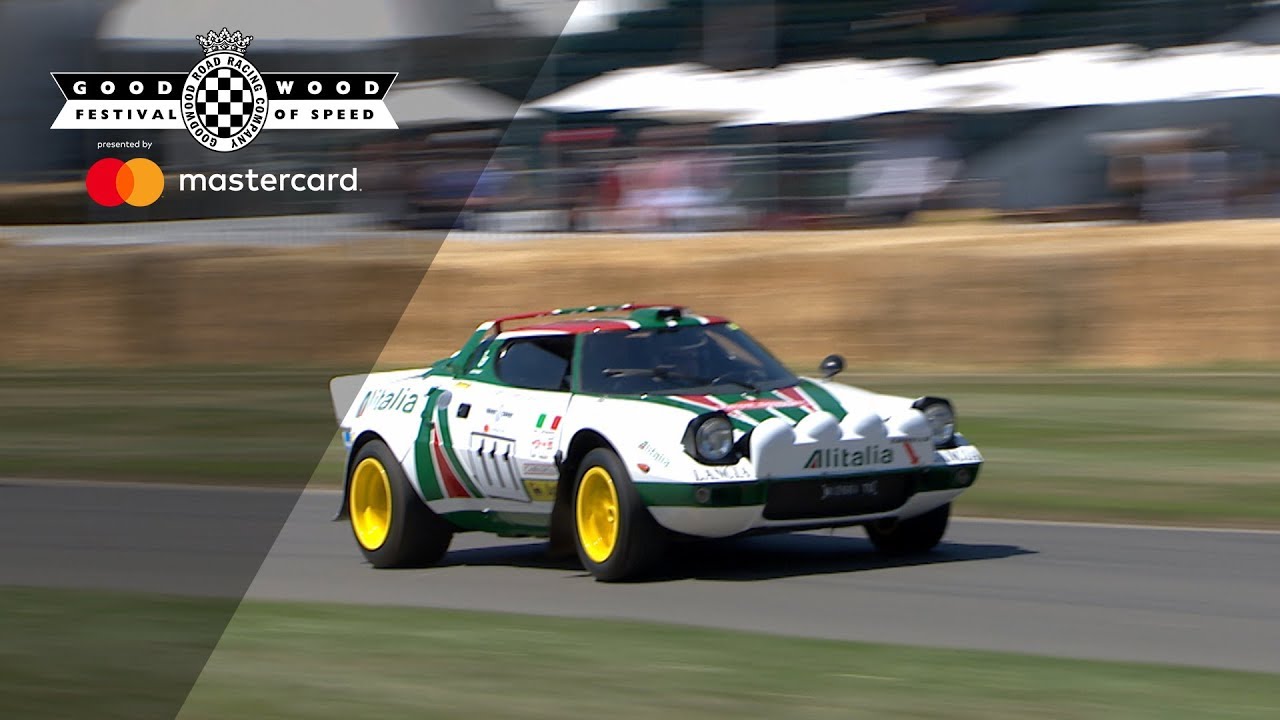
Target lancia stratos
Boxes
[330,303,983,581]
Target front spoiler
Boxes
[648,488,968,538]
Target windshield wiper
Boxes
[709,374,762,393]
[601,366,761,393]
[602,368,654,377]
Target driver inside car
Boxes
[652,329,713,381]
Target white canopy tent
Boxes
[529,42,1280,125]
[527,63,726,114]
[924,42,1280,112]
[735,58,940,125]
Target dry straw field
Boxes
[3,220,1277,368]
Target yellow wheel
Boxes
[575,466,621,563]
[571,448,667,581]
[345,439,454,568]
[349,457,393,551]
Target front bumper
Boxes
[635,460,980,538]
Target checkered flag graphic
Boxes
[196,68,253,138]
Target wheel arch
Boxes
[335,430,388,521]
[548,428,618,549]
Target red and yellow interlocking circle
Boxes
[85,158,165,207]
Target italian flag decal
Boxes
[535,413,562,430]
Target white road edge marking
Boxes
[0,476,304,494]
[955,515,1280,536]
[828,673,902,682]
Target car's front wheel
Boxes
[865,503,950,555]
[573,447,666,582]
[348,439,453,568]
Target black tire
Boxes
[572,447,667,582]
[866,503,950,555]
[347,439,453,568]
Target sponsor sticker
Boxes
[804,444,895,470]
[522,479,557,502]
[519,461,558,479]
[483,404,513,433]
[530,437,556,459]
[694,464,754,481]
[637,441,672,468]
[357,387,418,416]
[938,445,983,464]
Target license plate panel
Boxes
[763,473,914,520]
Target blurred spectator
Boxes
[1186,129,1233,221]
[846,116,961,223]
[468,150,532,211]
[1123,127,1235,223]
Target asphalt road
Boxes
[3,480,1278,673]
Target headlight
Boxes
[913,397,956,447]
[683,412,736,463]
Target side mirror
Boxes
[819,354,845,379]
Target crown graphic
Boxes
[196,27,253,56]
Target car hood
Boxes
[618,377,908,430]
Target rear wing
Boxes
[329,374,370,422]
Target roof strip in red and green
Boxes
[490,303,730,336]
[492,303,679,332]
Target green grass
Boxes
[0,587,238,720]
[170,599,1280,720]
[3,366,1278,526]
[0,366,336,485]
[10,588,1278,720]
[849,370,1280,527]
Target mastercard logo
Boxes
[86,157,165,207]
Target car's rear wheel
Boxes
[573,447,666,582]
[866,503,950,555]
[348,439,453,568]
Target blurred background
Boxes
[2,0,1277,371]
[7,0,1280,229]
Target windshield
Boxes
[578,323,798,395]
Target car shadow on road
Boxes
[437,533,1035,582]
[652,534,1035,582]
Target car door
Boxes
[448,334,574,503]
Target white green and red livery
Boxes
[331,303,982,581]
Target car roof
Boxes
[491,304,727,337]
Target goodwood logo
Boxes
[181,28,268,152]
[51,28,399,151]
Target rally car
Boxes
[330,303,982,581]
